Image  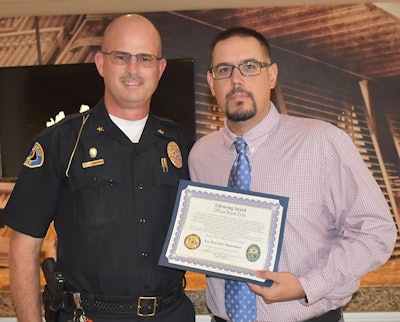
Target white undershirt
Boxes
[109,114,148,143]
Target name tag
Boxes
[82,159,105,168]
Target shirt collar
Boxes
[222,102,280,156]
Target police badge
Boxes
[167,141,183,168]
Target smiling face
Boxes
[207,35,278,135]
[95,14,167,120]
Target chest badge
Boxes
[82,147,104,168]
[89,147,98,158]
[167,141,182,169]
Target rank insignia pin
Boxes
[97,126,104,132]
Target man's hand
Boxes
[248,271,305,304]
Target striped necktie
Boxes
[225,137,257,322]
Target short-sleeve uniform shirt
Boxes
[3,99,194,296]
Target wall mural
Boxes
[0,5,399,259]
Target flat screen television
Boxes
[0,59,195,178]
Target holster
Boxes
[42,285,60,322]
[41,258,65,322]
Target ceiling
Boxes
[0,0,399,17]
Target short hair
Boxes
[208,27,272,66]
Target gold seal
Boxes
[184,234,201,250]
[167,141,182,168]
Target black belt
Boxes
[214,307,342,322]
[303,308,343,322]
[63,286,183,316]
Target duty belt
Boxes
[63,286,184,316]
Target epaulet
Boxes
[155,114,181,129]
[42,108,93,133]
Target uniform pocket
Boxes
[69,165,122,191]
[66,166,123,226]
[154,171,180,187]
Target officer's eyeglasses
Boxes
[102,51,162,67]
[209,61,271,80]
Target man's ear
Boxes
[94,51,104,77]
[158,58,167,80]
[207,70,216,96]
[268,63,278,89]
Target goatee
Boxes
[225,86,256,122]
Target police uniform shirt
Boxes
[2,98,194,296]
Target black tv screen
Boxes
[0,59,195,178]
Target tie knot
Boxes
[234,137,247,155]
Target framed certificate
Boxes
[159,180,288,286]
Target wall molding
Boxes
[195,312,400,322]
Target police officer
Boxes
[2,14,195,322]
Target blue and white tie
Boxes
[225,137,257,322]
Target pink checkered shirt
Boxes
[188,103,396,321]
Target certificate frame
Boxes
[159,180,288,286]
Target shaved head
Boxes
[102,14,162,57]
[94,13,167,119]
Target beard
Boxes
[225,86,256,122]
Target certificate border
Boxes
[159,180,288,286]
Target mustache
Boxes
[120,73,144,84]
[226,86,251,100]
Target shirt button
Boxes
[137,184,143,190]
[139,218,146,223]
[109,179,114,186]
[141,252,148,257]
[92,177,97,182]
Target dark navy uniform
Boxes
[3,99,195,321]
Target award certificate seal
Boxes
[184,234,201,249]
[246,244,261,262]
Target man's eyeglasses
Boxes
[102,51,162,67]
[209,61,271,80]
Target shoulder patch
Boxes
[24,142,44,168]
